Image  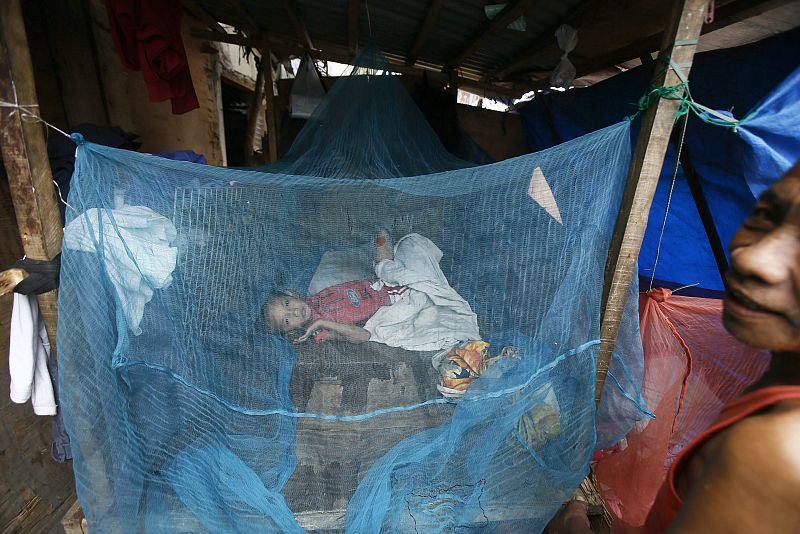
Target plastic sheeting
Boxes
[290,55,326,119]
[59,45,647,532]
[519,28,800,291]
[594,289,769,532]
[550,25,578,89]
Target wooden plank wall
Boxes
[85,0,225,164]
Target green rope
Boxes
[627,62,759,131]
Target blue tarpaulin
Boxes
[519,29,800,292]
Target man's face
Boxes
[723,164,800,352]
[268,295,311,332]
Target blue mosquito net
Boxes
[57,45,647,533]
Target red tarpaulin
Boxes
[595,289,770,532]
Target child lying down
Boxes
[266,233,561,449]
[265,232,481,352]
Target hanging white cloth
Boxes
[64,205,177,335]
[9,293,57,415]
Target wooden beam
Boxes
[191,27,258,47]
[406,0,444,67]
[447,0,534,70]
[244,37,270,165]
[348,0,359,54]
[190,29,529,99]
[522,0,792,87]
[491,0,604,80]
[190,27,300,54]
[182,0,228,35]
[0,0,63,348]
[224,0,261,37]
[447,67,459,96]
[596,0,707,407]
[283,0,315,51]
[264,41,279,163]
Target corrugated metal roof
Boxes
[192,0,595,80]
[188,0,792,93]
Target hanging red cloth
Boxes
[593,289,770,533]
[106,0,200,114]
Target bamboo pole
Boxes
[596,0,708,406]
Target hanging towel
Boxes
[9,293,57,415]
[64,205,178,335]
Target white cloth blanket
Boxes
[64,205,177,335]
[365,233,480,351]
[9,293,56,415]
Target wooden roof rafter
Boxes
[189,28,528,99]
[490,0,605,80]
[222,0,262,38]
[348,0,360,54]
[283,0,315,51]
[445,0,539,71]
[182,0,228,34]
[406,0,445,67]
[519,0,795,88]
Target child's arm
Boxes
[295,319,371,344]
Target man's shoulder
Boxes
[668,400,800,532]
[716,400,800,490]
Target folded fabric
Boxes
[64,205,177,335]
[9,293,57,415]
[365,233,481,351]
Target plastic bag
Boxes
[550,25,578,89]
[290,54,326,119]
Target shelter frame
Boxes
[0,0,714,528]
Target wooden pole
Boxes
[406,0,444,67]
[596,0,707,406]
[263,42,279,163]
[347,0,359,54]
[244,42,269,165]
[0,0,63,349]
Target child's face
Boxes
[268,295,312,332]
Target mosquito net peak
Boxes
[256,42,475,179]
[58,45,647,533]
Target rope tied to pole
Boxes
[627,57,758,131]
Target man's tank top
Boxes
[644,385,800,532]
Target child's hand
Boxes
[295,320,326,343]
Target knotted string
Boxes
[627,58,757,131]
[0,99,78,209]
